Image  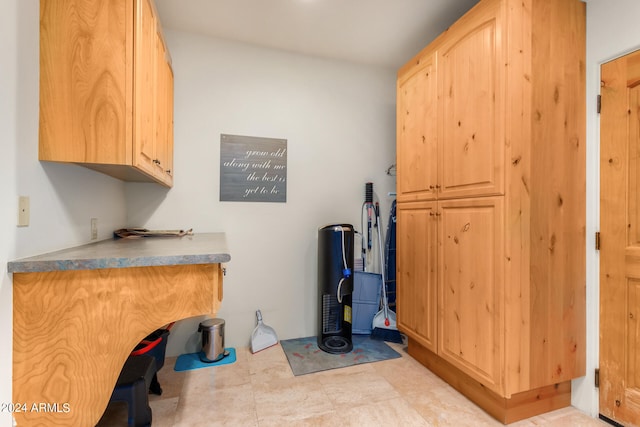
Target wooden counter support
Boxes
[9,233,230,426]
[13,264,222,426]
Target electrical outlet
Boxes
[91,218,98,240]
[18,196,29,227]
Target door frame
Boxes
[598,47,640,426]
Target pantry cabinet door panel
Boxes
[438,197,504,393]
[397,55,438,202]
[396,202,438,352]
[439,6,503,199]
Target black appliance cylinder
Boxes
[317,224,354,354]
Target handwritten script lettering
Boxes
[220,134,287,202]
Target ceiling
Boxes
[154,0,480,69]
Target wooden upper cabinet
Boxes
[438,2,503,199]
[397,55,438,202]
[39,0,132,165]
[396,0,503,202]
[39,0,174,187]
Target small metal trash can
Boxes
[198,318,226,363]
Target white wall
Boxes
[125,31,397,356]
[2,1,128,424]
[572,0,640,417]
[1,0,19,424]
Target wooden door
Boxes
[600,49,640,427]
[438,0,503,200]
[134,0,158,176]
[438,197,504,394]
[396,201,438,352]
[396,54,438,203]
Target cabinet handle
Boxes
[165,169,171,174]
[153,159,162,165]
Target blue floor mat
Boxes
[174,348,236,372]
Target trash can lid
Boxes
[199,318,225,330]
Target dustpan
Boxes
[250,310,278,353]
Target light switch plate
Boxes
[18,196,29,227]
[91,218,98,240]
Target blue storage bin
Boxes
[352,271,382,334]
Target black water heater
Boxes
[317,224,354,354]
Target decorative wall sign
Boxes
[219,134,287,202]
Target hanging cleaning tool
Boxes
[371,201,403,344]
[362,182,374,271]
[250,310,279,353]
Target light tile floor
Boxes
[97,342,608,426]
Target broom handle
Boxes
[375,203,389,319]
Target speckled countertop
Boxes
[8,232,230,273]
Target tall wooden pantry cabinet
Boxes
[395,0,586,423]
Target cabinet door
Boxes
[397,55,438,202]
[396,201,438,352]
[134,0,158,176]
[163,61,174,183]
[154,33,174,185]
[438,197,504,393]
[438,1,503,199]
[39,0,131,164]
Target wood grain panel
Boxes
[601,49,640,426]
[526,0,586,391]
[134,0,157,177]
[396,202,438,352]
[502,0,532,394]
[155,34,174,184]
[13,264,221,427]
[439,0,504,199]
[438,197,504,394]
[396,54,438,203]
[39,0,132,164]
[631,87,640,246]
